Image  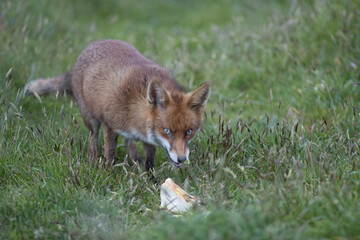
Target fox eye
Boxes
[164,128,171,135]
[186,129,193,135]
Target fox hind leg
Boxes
[72,85,100,164]
[83,115,100,164]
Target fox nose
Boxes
[177,156,187,163]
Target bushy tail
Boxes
[26,71,72,95]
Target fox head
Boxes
[147,80,210,168]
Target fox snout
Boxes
[166,143,190,168]
[177,156,187,163]
[167,149,188,168]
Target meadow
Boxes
[1,0,360,239]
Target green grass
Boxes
[1,0,360,239]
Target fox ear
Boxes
[187,81,211,112]
[147,80,170,109]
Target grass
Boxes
[1,0,360,239]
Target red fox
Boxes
[27,40,210,172]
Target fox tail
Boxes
[26,72,72,95]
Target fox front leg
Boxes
[124,138,143,165]
[143,142,156,180]
[103,125,118,168]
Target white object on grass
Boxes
[160,178,198,213]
